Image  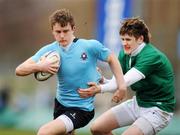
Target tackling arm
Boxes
[101,67,145,92]
[78,67,145,98]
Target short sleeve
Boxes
[134,53,162,76]
[31,42,58,62]
[89,40,111,61]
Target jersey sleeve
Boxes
[134,53,162,77]
[31,42,57,62]
[89,40,111,61]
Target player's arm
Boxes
[101,67,145,92]
[15,57,59,76]
[78,67,144,98]
[15,57,39,76]
[106,53,127,102]
[111,67,145,102]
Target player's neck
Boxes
[130,42,145,56]
[61,42,72,51]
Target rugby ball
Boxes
[34,51,60,81]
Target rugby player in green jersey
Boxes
[78,17,176,135]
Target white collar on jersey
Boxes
[130,42,146,56]
[61,43,72,51]
[61,37,76,51]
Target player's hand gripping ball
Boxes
[34,51,60,81]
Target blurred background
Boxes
[0,0,180,134]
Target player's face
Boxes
[52,23,75,47]
[120,34,143,55]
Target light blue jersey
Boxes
[32,39,111,111]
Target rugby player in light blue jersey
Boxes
[15,9,126,135]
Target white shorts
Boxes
[111,96,173,135]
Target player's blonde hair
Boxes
[49,9,75,29]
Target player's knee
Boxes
[90,122,102,135]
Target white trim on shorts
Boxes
[58,114,74,133]
[111,96,173,135]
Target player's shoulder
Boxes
[78,38,102,45]
[143,43,160,53]
[138,43,170,65]
[44,41,59,48]
[38,41,59,52]
[142,43,167,58]
[33,41,59,59]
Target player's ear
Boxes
[137,35,144,44]
[72,26,76,31]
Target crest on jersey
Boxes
[81,52,88,60]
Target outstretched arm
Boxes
[78,67,144,101]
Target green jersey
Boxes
[118,43,176,112]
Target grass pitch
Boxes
[0,128,36,135]
[0,128,90,135]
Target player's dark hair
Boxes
[119,17,151,43]
[49,9,75,29]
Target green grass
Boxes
[1,127,179,135]
[0,128,90,135]
[0,128,36,135]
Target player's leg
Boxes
[139,107,173,135]
[122,106,174,135]
[63,108,95,132]
[91,100,136,135]
[37,118,67,135]
[38,98,74,135]
[38,113,77,135]
[53,98,94,135]
[122,125,143,135]
[122,118,149,135]
[90,109,118,135]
